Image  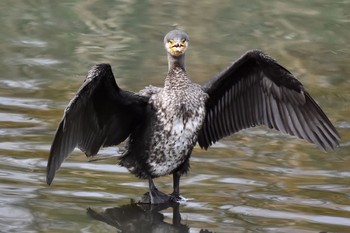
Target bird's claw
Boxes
[140,191,187,204]
[169,193,187,203]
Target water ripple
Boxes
[15,57,62,66]
[217,177,267,186]
[260,166,350,178]
[0,79,42,90]
[225,205,350,227]
[0,142,49,152]
[0,112,41,123]
[45,189,127,200]
[0,206,34,232]
[299,184,350,192]
[63,162,128,173]
[0,96,50,110]
[13,38,47,47]
[0,169,41,184]
[246,193,350,212]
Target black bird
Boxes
[47,30,340,204]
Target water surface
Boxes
[0,1,350,232]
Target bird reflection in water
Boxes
[87,200,212,233]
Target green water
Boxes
[0,1,349,232]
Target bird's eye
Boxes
[181,39,186,43]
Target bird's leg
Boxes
[171,172,180,198]
[169,172,185,202]
[171,202,182,226]
[141,178,170,204]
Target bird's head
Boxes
[164,30,189,57]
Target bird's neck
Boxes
[165,53,190,89]
[167,53,186,71]
[165,64,190,90]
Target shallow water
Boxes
[0,1,350,232]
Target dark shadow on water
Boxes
[87,200,212,233]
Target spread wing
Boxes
[198,50,340,151]
[47,64,149,184]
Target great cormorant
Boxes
[47,29,340,204]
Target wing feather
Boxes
[47,64,149,184]
[198,50,340,150]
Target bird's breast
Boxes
[146,86,208,176]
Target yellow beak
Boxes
[168,39,187,56]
